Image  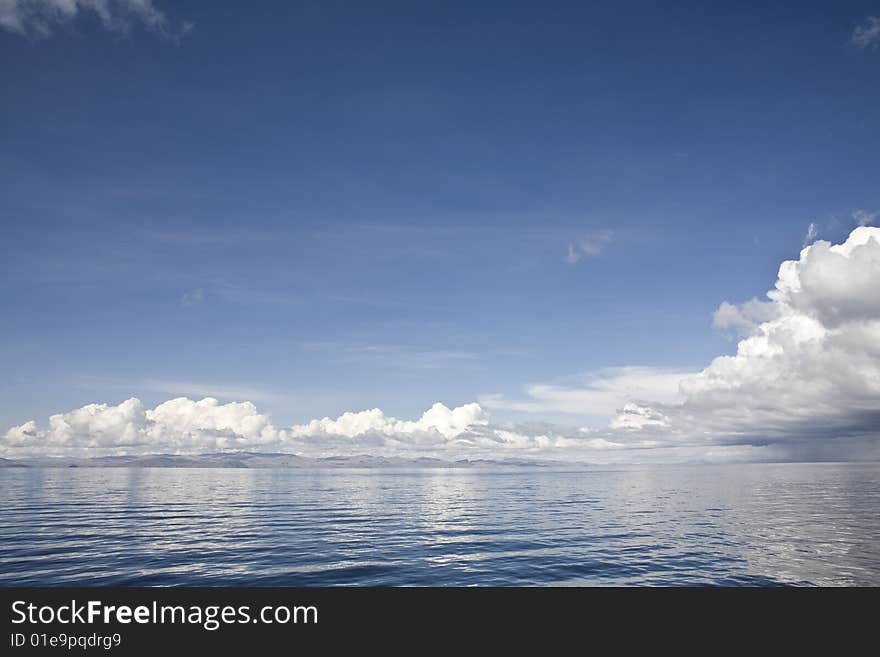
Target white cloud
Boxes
[608,403,671,431]
[143,397,283,451]
[0,0,191,39]
[3,397,287,455]
[565,230,612,264]
[852,16,880,49]
[289,402,488,440]
[5,398,147,451]
[774,226,880,327]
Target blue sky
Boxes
[2,1,879,443]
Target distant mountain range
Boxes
[0,453,554,469]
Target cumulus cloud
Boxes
[608,403,671,431]
[287,406,604,457]
[852,15,880,49]
[565,230,612,264]
[143,397,283,451]
[0,0,191,39]
[614,226,880,457]
[3,397,287,455]
[486,226,880,460]
[773,226,880,327]
[289,402,488,440]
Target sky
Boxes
[1,1,879,462]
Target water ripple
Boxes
[1,463,878,586]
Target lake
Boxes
[1,463,878,586]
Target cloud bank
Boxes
[3,397,581,459]
[4,227,880,463]
[0,0,190,39]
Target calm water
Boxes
[1,463,878,586]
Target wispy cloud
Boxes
[0,0,192,40]
[180,288,205,307]
[853,209,877,227]
[564,230,613,264]
[302,342,481,371]
[852,16,880,49]
[480,366,693,420]
[803,222,819,247]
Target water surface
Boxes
[1,463,878,586]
